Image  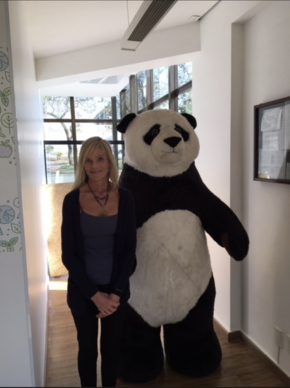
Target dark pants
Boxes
[72,296,125,387]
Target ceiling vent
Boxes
[121,0,178,51]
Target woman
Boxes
[61,136,137,387]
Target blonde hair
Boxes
[72,136,119,191]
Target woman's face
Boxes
[83,147,110,184]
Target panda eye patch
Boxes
[151,127,160,137]
[175,125,189,141]
[143,124,161,145]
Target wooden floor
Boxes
[46,285,287,388]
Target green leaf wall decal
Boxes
[11,223,21,233]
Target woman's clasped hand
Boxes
[91,291,120,318]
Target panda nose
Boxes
[164,136,181,148]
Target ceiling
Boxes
[21,0,219,96]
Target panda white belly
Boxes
[129,210,212,327]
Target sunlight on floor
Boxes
[49,275,68,290]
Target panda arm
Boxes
[199,189,249,261]
[161,180,248,261]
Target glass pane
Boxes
[116,95,121,120]
[76,123,113,141]
[177,62,192,87]
[42,96,71,119]
[178,89,192,114]
[154,100,169,110]
[153,67,168,101]
[256,101,290,181]
[137,71,147,111]
[44,122,72,141]
[74,97,112,119]
[125,86,130,114]
[110,143,125,177]
[45,140,125,184]
[117,130,122,141]
[45,144,75,184]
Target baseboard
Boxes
[213,318,235,341]
[239,332,290,388]
[214,318,290,387]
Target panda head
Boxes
[117,109,199,177]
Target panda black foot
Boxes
[118,347,164,383]
[165,330,222,378]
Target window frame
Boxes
[43,62,192,184]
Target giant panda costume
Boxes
[116,109,249,383]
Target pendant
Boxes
[101,206,107,217]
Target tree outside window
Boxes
[178,90,192,114]
[153,67,168,101]
[178,63,192,87]
[137,71,147,111]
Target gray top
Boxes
[80,211,118,285]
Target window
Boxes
[178,90,192,114]
[116,94,121,120]
[177,62,192,87]
[74,97,112,119]
[120,62,192,115]
[120,85,130,118]
[43,96,123,184]
[43,96,71,119]
[136,71,147,111]
[43,62,192,184]
[154,100,169,110]
[153,67,168,101]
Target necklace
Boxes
[87,182,109,216]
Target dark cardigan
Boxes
[61,186,137,315]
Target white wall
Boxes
[242,1,290,376]
[192,0,290,378]
[1,1,48,386]
[191,0,267,332]
[0,1,34,385]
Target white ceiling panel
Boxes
[22,0,218,59]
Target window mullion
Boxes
[120,89,126,118]
[174,80,192,95]
[111,96,118,166]
[44,119,72,123]
[70,97,76,140]
[130,75,137,114]
[70,97,78,172]
[169,65,176,111]
[148,93,169,110]
[146,69,153,110]
[44,143,48,184]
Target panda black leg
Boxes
[163,322,221,377]
[118,303,164,383]
[163,276,222,377]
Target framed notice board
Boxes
[254,96,290,184]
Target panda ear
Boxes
[181,113,197,130]
[116,113,137,133]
